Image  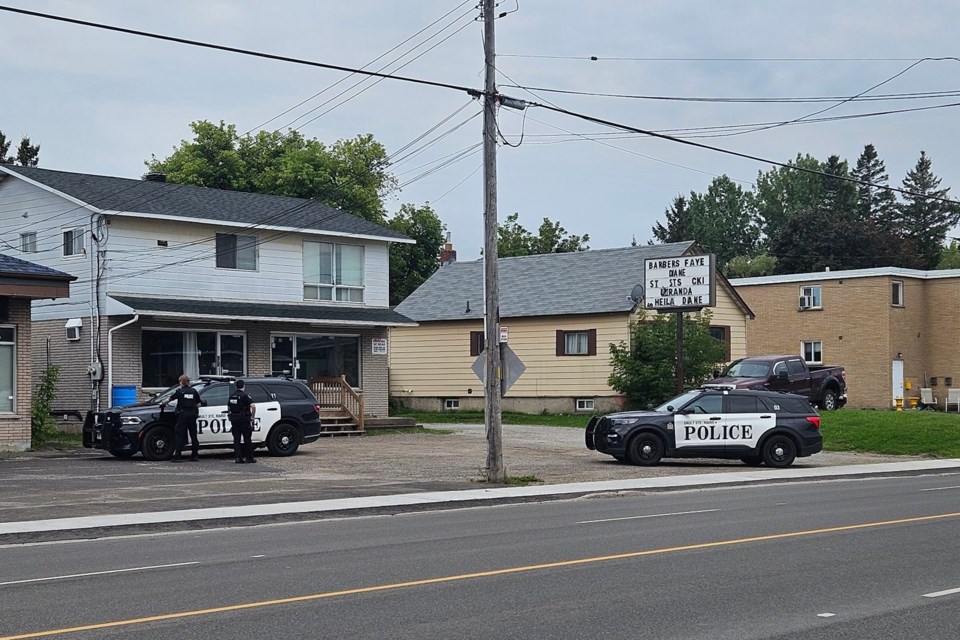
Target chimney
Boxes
[142,172,167,183]
[440,234,456,266]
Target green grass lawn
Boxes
[393,408,960,458]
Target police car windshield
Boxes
[148,382,206,405]
[723,361,771,378]
[654,389,704,413]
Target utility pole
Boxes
[482,0,504,483]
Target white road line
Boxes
[0,561,200,587]
[578,509,719,525]
[922,586,960,598]
[920,486,960,492]
[250,555,266,558]
[817,613,836,618]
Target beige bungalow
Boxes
[390,241,754,414]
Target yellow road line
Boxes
[3,511,959,640]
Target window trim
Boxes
[469,330,485,357]
[19,232,37,254]
[215,232,258,271]
[575,398,595,412]
[556,329,597,357]
[302,240,365,303]
[892,280,904,307]
[0,324,16,414]
[443,398,460,411]
[140,327,248,389]
[61,227,85,259]
[799,284,822,310]
[801,340,823,364]
[708,325,731,362]
[269,331,363,389]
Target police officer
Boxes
[161,374,202,462]
[228,379,257,464]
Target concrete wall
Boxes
[0,298,32,451]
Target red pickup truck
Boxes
[706,355,847,410]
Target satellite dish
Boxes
[629,284,644,303]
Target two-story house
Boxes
[0,165,416,425]
[731,267,960,409]
[390,242,753,414]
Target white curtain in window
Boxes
[237,235,257,270]
[183,332,200,380]
[565,332,587,355]
[336,245,364,286]
[303,241,334,284]
[0,345,13,412]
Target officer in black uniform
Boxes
[161,374,202,462]
[228,379,257,464]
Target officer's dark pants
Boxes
[231,419,254,461]
[174,412,199,459]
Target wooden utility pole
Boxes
[482,0,504,483]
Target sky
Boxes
[3,1,960,260]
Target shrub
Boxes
[31,364,60,447]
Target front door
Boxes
[218,333,246,376]
[673,393,725,449]
[892,358,905,407]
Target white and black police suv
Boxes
[83,377,323,460]
[585,388,822,468]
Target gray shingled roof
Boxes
[1,165,410,242]
[395,242,697,321]
[0,253,75,281]
[110,295,415,326]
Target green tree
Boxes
[148,120,395,224]
[608,310,727,409]
[852,143,896,228]
[937,241,960,269]
[753,154,824,246]
[819,155,857,217]
[496,212,589,257]
[1,130,40,165]
[687,175,759,267]
[723,253,778,278]
[651,195,692,244]
[892,151,960,269]
[387,203,446,305]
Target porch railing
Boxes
[309,376,365,432]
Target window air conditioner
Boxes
[799,295,812,310]
[65,318,82,341]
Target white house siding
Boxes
[103,216,391,307]
[0,176,96,321]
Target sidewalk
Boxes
[3,458,959,542]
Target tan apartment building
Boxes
[731,267,960,409]
[390,242,753,414]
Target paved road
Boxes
[2,471,959,639]
[0,424,921,523]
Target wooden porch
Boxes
[309,376,365,435]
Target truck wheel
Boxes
[141,425,175,461]
[266,423,301,456]
[819,389,838,411]
[762,435,797,468]
[627,433,664,466]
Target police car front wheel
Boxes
[762,435,797,468]
[141,425,175,461]
[627,432,664,466]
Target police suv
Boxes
[82,377,323,460]
[585,388,822,468]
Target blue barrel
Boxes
[112,385,137,407]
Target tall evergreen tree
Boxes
[0,131,11,163]
[893,151,960,269]
[852,143,896,228]
[819,155,857,217]
[15,137,40,167]
[651,195,692,244]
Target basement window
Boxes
[443,398,460,411]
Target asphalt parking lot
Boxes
[0,423,925,525]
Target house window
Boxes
[801,340,823,364]
[444,398,460,410]
[708,325,731,361]
[576,398,595,412]
[0,326,14,413]
[799,285,822,310]
[62,227,84,257]
[892,280,904,307]
[469,331,485,357]
[303,241,364,302]
[19,232,36,253]
[270,334,361,388]
[215,233,257,270]
[556,329,597,356]
[141,330,247,388]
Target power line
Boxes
[499,54,943,62]
[0,5,481,98]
